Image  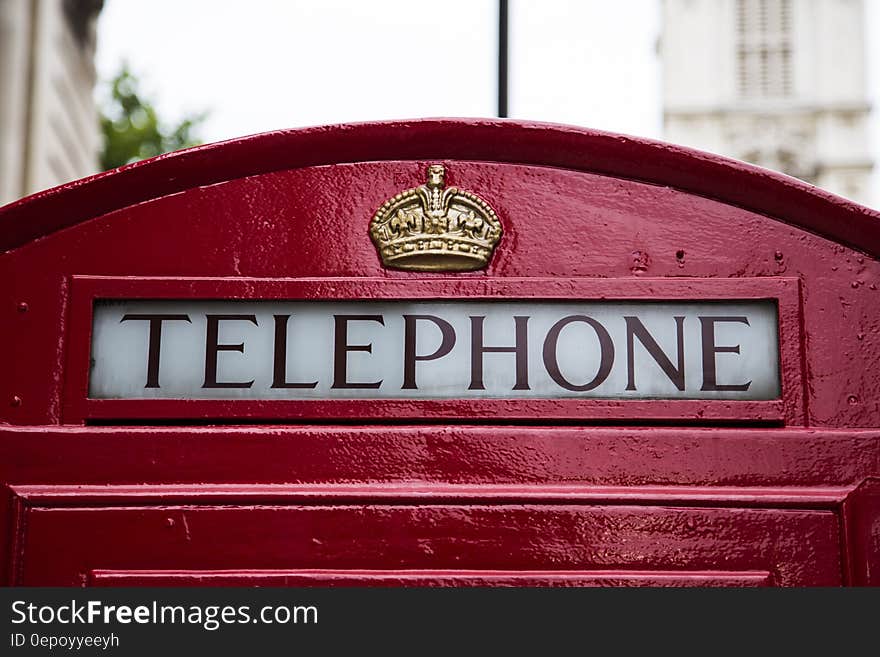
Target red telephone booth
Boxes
[1,120,878,586]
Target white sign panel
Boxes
[89,300,780,400]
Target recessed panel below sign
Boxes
[89,300,780,401]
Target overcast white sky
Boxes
[96,0,878,204]
[95,1,660,137]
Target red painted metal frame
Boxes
[3,120,877,586]
[87,569,775,588]
[6,482,851,509]
[2,119,878,259]
[63,275,804,425]
[841,478,880,585]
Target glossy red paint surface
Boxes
[1,120,879,586]
[2,426,877,586]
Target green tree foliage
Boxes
[99,65,207,170]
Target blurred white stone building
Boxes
[661,0,873,205]
[0,0,103,206]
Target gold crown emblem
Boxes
[369,164,502,271]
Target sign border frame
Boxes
[63,275,805,425]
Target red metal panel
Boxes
[12,499,841,586]
[3,425,877,489]
[2,426,877,585]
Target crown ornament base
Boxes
[383,252,488,272]
[380,236,492,271]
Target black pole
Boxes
[498,0,508,118]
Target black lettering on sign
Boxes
[120,313,192,388]
[542,315,614,391]
[332,315,385,389]
[203,314,258,388]
[402,314,456,390]
[468,315,530,391]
